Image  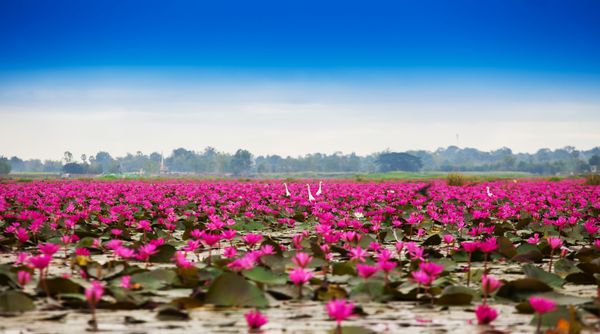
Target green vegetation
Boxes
[584,173,600,186]
[446,173,467,186]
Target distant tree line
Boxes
[1,146,599,176]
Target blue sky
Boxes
[1,0,599,159]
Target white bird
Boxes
[316,181,323,196]
[486,186,493,197]
[306,184,316,202]
[284,182,291,197]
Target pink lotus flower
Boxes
[259,244,276,256]
[39,242,60,256]
[411,270,434,286]
[17,270,31,287]
[75,248,90,256]
[289,267,313,299]
[481,275,502,295]
[442,234,454,244]
[174,251,193,268]
[29,254,52,269]
[326,299,354,327]
[243,233,263,247]
[15,228,29,243]
[115,246,135,259]
[136,243,158,262]
[528,296,556,314]
[461,241,479,253]
[479,237,498,253]
[356,263,379,279]
[377,260,397,273]
[244,309,268,330]
[85,281,104,330]
[546,237,563,250]
[289,267,314,285]
[85,281,105,306]
[529,296,557,333]
[349,246,367,262]
[419,262,444,277]
[223,246,238,258]
[120,275,132,289]
[292,252,313,268]
[475,304,498,324]
[527,233,540,245]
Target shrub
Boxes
[584,174,600,186]
[446,173,466,186]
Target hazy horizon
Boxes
[1,1,599,160]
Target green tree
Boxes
[589,155,600,170]
[230,149,253,176]
[62,162,87,174]
[375,152,423,172]
[0,157,11,174]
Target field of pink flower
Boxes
[0,179,599,333]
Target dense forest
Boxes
[1,146,599,176]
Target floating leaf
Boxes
[529,305,582,330]
[435,285,477,306]
[41,277,84,296]
[497,236,517,259]
[553,259,581,278]
[496,278,552,302]
[261,255,286,273]
[565,272,597,285]
[0,291,35,312]
[206,272,268,307]
[423,234,441,246]
[170,297,204,309]
[131,269,179,290]
[522,264,565,288]
[314,284,348,301]
[149,244,177,263]
[327,326,376,334]
[124,316,146,324]
[350,280,392,302]
[243,266,287,285]
[156,304,190,321]
[332,262,356,276]
[512,250,544,263]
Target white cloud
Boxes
[1,72,599,159]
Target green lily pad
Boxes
[565,272,598,285]
[497,236,517,259]
[522,264,565,288]
[0,290,35,312]
[332,262,356,276]
[41,277,84,296]
[511,249,544,263]
[350,280,391,302]
[314,284,348,301]
[529,305,582,330]
[243,266,287,285]
[206,272,268,307]
[149,244,177,263]
[496,278,553,302]
[131,269,179,290]
[328,326,376,334]
[156,304,190,321]
[553,259,581,278]
[435,285,477,305]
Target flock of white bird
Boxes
[283,181,494,202]
[283,181,322,201]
